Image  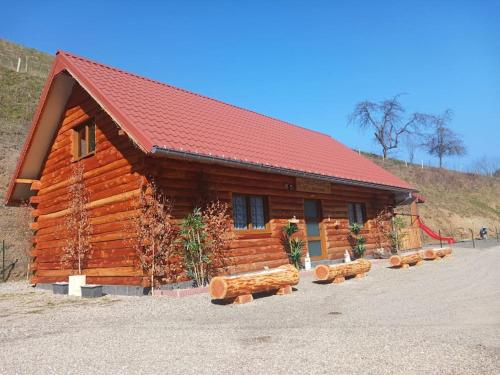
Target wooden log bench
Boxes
[389,252,423,268]
[422,247,453,261]
[314,259,371,284]
[209,264,299,304]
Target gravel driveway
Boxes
[1,241,499,374]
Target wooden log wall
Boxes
[29,83,399,286]
[30,84,147,286]
[148,155,396,274]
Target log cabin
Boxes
[5,51,421,294]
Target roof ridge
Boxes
[56,50,332,139]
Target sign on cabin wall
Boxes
[295,177,331,194]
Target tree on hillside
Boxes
[404,134,419,164]
[423,110,466,168]
[348,94,430,159]
[468,156,500,176]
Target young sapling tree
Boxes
[62,163,92,275]
[133,179,180,289]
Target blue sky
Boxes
[2,1,499,170]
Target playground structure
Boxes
[395,210,456,250]
[416,217,456,244]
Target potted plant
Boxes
[52,281,69,295]
[81,284,103,298]
[179,201,233,287]
[349,223,366,259]
[282,221,305,270]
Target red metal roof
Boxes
[6,51,413,203]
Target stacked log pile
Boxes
[389,252,423,268]
[209,264,299,304]
[314,259,371,284]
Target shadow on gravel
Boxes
[211,288,299,305]
[312,280,330,285]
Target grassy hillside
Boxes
[367,153,500,240]
[0,39,53,279]
[0,39,52,79]
[0,39,53,193]
[0,39,498,279]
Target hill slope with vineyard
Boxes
[0,39,498,279]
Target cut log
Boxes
[29,195,42,205]
[389,252,423,268]
[30,180,42,191]
[422,247,452,260]
[314,259,372,282]
[209,264,299,300]
[15,178,38,184]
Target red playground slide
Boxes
[416,217,456,244]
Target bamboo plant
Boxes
[282,222,304,270]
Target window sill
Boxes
[234,228,272,236]
[72,151,95,163]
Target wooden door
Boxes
[304,199,325,260]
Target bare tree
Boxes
[200,200,234,275]
[404,134,419,164]
[349,94,430,159]
[467,156,500,176]
[133,179,180,288]
[423,110,466,168]
[62,163,92,275]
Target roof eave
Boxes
[151,146,416,194]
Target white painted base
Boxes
[304,251,312,271]
[68,275,86,296]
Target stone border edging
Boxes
[152,286,209,297]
